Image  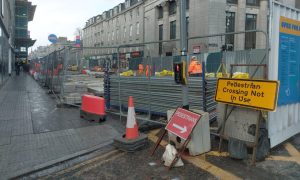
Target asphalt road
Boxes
[42,130,300,180]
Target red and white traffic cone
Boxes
[113,96,148,152]
[125,96,139,139]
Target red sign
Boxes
[165,108,201,140]
[131,51,141,58]
[193,46,201,54]
[119,53,126,60]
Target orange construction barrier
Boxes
[82,69,87,74]
[80,94,106,122]
[125,96,139,139]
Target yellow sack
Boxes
[205,73,215,78]
[217,72,230,78]
[232,72,249,79]
[120,70,134,76]
[71,65,78,71]
[158,70,174,77]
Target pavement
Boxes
[0,74,121,179]
[2,73,300,179]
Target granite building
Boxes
[83,0,299,58]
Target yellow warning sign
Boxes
[215,78,279,111]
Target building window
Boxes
[169,1,177,15]
[20,47,26,52]
[16,29,27,38]
[226,12,235,48]
[136,22,140,35]
[159,24,163,55]
[116,29,119,40]
[158,6,163,19]
[186,17,189,37]
[246,0,259,6]
[245,14,257,49]
[186,0,190,9]
[159,25,163,40]
[131,0,138,6]
[125,0,130,8]
[129,25,133,37]
[1,0,3,17]
[136,7,140,16]
[16,17,27,28]
[227,0,238,4]
[170,20,176,39]
[124,27,127,39]
[112,31,114,41]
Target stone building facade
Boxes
[83,0,144,61]
[0,0,16,82]
[83,0,299,58]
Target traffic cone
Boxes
[125,96,139,139]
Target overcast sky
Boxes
[28,0,124,50]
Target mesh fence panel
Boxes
[28,31,268,124]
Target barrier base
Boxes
[113,133,148,153]
[80,110,106,123]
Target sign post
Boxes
[48,34,58,44]
[216,64,279,165]
[151,108,202,169]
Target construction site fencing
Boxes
[30,49,65,102]
[30,47,119,107]
[104,30,268,125]
[29,31,268,125]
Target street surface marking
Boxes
[267,156,300,165]
[206,151,229,157]
[48,150,124,178]
[284,142,300,157]
[265,143,300,164]
[183,155,241,180]
[148,130,168,147]
[148,130,241,180]
[150,130,229,158]
[73,152,125,176]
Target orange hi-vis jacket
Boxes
[145,65,152,77]
[188,60,202,74]
[138,64,144,74]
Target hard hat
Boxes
[191,56,197,60]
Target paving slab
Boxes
[0,74,121,179]
[0,125,119,179]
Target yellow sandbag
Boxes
[120,70,134,76]
[158,70,174,77]
[71,65,78,71]
[217,72,230,78]
[232,72,249,79]
[205,73,215,78]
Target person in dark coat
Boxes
[15,60,22,75]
